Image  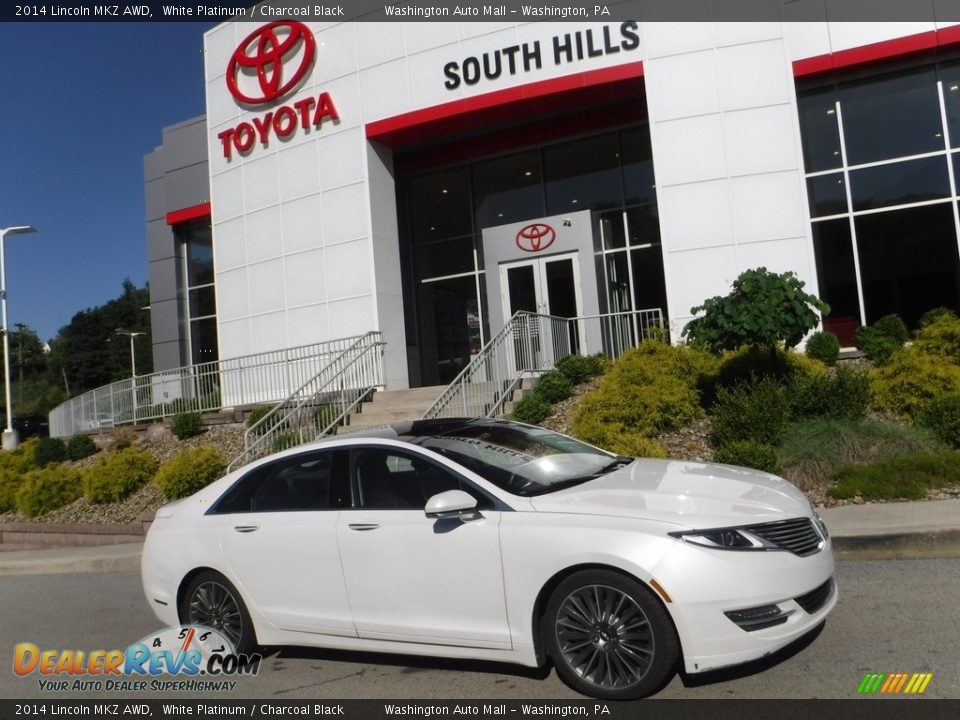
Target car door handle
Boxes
[234,525,260,533]
[348,523,380,531]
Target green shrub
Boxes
[512,394,552,425]
[82,447,158,504]
[0,437,39,474]
[855,315,908,364]
[920,307,957,328]
[805,331,840,366]
[0,467,22,513]
[778,418,943,492]
[709,345,825,402]
[554,354,608,385]
[171,411,204,440]
[830,451,960,500]
[873,314,910,343]
[790,365,870,421]
[272,431,301,453]
[66,434,98,461]
[314,404,341,432]
[15,465,83,517]
[34,437,66,467]
[912,313,960,364]
[870,345,960,418]
[713,441,781,474]
[154,446,226,500]
[533,371,573,404]
[916,393,960,447]
[247,405,282,435]
[711,375,789,446]
[682,267,828,352]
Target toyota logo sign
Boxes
[515,223,557,252]
[227,21,316,105]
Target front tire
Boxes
[180,571,256,654]
[544,569,679,700]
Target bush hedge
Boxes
[804,331,840,366]
[66,434,98,462]
[554,354,608,385]
[15,465,83,517]
[34,437,67,467]
[855,315,908,364]
[171,412,204,440]
[82,448,158,504]
[154,446,227,500]
[247,405,282,435]
[916,393,960,447]
[533,370,573,404]
[512,394,552,425]
[912,313,960,364]
[789,365,870,421]
[0,467,22,513]
[870,346,960,418]
[713,441,781,474]
[710,375,790,446]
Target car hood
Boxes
[528,459,812,530]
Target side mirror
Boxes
[425,489,480,520]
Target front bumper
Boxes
[652,537,837,674]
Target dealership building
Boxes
[145,14,960,393]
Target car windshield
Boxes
[410,421,629,497]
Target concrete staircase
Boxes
[345,386,446,431]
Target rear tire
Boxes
[180,571,256,654]
[544,569,679,700]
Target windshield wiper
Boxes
[598,455,635,474]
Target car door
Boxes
[212,448,357,637]
[336,445,511,650]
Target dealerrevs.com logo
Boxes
[13,626,262,693]
[227,21,315,105]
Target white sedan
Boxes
[141,418,836,699]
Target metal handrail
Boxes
[422,308,664,420]
[47,333,375,438]
[227,334,385,472]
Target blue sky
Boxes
[0,22,215,342]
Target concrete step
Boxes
[345,386,445,430]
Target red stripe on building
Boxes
[794,26,960,77]
[366,62,644,147]
[166,202,211,226]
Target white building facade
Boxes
[175,16,960,390]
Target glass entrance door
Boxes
[500,253,585,364]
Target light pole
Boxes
[14,322,25,416]
[1,226,36,451]
[116,329,145,418]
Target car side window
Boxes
[351,447,494,511]
[211,449,349,514]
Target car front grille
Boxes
[747,517,824,557]
[794,577,834,614]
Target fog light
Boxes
[724,604,794,631]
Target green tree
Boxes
[682,268,829,356]
[45,279,152,396]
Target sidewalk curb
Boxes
[832,530,960,560]
[0,544,142,576]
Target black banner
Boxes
[11,0,960,23]
[1,700,958,720]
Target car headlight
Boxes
[812,509,830,540]
[668,527,778,550]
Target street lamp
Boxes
[116,329,145,418]
[1,225,37,451]
[115,329,145,378]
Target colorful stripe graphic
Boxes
[857,673,933,695]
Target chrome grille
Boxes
[795,578,834,614]
[747,517,824,557]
